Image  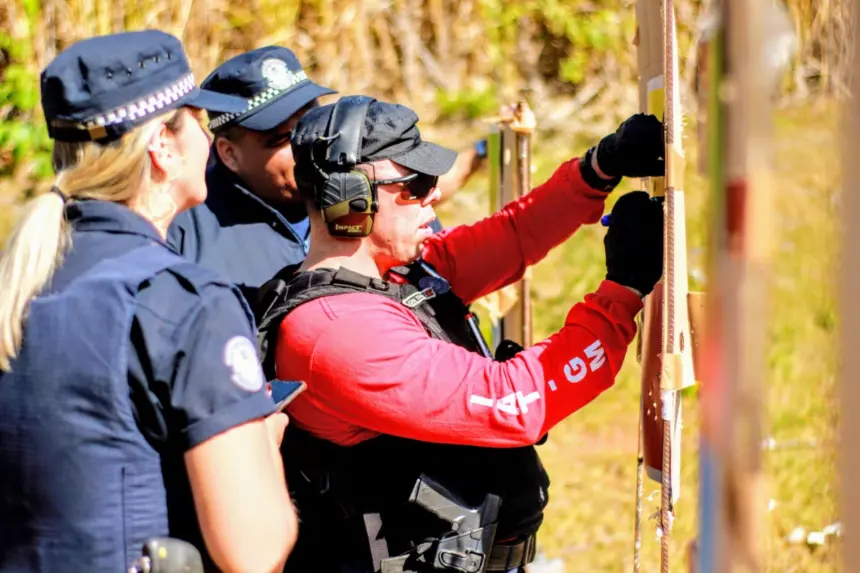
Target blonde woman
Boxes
[0,31,297,573]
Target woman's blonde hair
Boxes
[0,110,185,372]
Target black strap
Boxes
[486,534,537,572]
[255,265,454,380]
[325,95,375,168]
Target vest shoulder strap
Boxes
[256,266,450,379]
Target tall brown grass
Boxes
[2,0,851,115]
[0,0,852,195]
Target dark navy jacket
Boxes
[168,154,311,303]
[0,201,274,572]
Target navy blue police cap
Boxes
[203,46,337,133]
[292,97,457,177]
[41,30,247,143]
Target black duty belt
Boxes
[486,534,537,572]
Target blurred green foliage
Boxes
[0,2,53,189]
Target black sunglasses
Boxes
[371,172,439,201]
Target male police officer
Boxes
[168,46,486,300]
[167,46,335,298]
[256,96,665,572]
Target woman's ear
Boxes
[148,121,181,182]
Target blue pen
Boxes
[601,196,664,227]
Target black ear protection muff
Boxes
[309,95,377,238]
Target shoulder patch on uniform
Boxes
[223,336,265,392]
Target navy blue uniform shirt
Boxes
[168,153,311,302]
[52,200,275,450]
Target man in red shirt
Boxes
[258,95,664,573]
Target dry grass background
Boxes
[0,0,854,196]
[0,1,851,571]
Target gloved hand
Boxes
[579,114,665,191]
[604,191,664,296]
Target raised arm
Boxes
[421,157,608,304]
[422,114,665,305]
[282,281,641,448]
[281,192,664,448]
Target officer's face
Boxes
[366,160,441,267]
[218,100,319,205]
[175,108,212,208]
[149,108,211,213]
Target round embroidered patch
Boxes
[223,335,265,392]
[261,58,292,90]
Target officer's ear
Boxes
[215,132,242,173]
[148,112,185,183]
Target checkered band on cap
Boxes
[86,73,196,129]
[50,73,198,140]
[208,69,309,131]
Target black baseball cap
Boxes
[203,46,336,133]
[292,98,457,177]
[40,30,247,143]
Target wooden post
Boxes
[694,1,787,571]
[634,2,696,570]
[487,102,535,350]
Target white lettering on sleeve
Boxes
[469,391,542,416]
[564,357,587,383]
[469,395,495,408]
[556,339,607,387]
[496,393,519,414]
[585,339,606,371]
[516,391,540,413]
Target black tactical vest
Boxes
[256,261,550,573]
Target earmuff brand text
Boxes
[334,224,364,233]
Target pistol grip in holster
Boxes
[380,474,502,573]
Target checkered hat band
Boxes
[85,73,197,128]
[208,70,309,131]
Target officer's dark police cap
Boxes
[203,46,337,133]
[293,99,457,177]
[41,30,247,143]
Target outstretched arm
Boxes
[422,157,609,305]
[279,190,663,449]
[422,114,666,305]
[280,282,641,448]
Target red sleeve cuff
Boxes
[595,279,645,313]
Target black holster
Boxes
[380,475,501,573]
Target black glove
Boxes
[604,191,664,296]
[581,114,665,190]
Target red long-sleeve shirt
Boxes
[276,158,643,447]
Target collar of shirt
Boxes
[66,200,170,247]
[207,153,310,251]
